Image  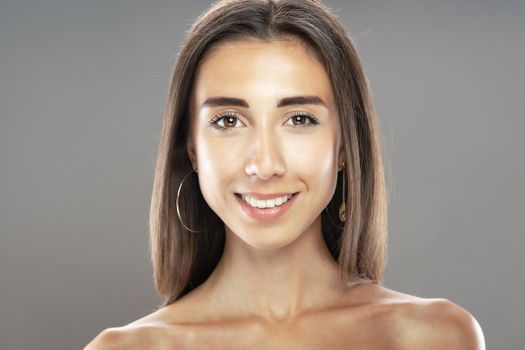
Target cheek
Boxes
[283,128,339,188]
[287,135,334,176]
[194,135,242,203]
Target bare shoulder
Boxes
[83,311,180,350]
[83,292,214,350]
[367,285,486,350]
[414,298,485,349]
[83,326,149,350]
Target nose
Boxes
[244,128,286,180]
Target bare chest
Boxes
[157,309,399,350]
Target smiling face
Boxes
[187,38,345,250]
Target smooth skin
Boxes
[85,38,485,349]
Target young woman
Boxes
[86,0,485,348]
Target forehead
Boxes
[192,38,334,108]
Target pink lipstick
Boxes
[235,192,299,222]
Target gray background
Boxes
[1,0,523,349]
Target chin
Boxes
[227,226,302,251]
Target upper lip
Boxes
[236,192,298,200]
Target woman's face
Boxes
[187,38,344,250]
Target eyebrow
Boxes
[201,95,327,109]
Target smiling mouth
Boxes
[234,192,299,221]
[235,192,299,209]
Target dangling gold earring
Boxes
[176,169,205,233]
[339,162,346,222]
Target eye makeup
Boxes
[207,110,321,132]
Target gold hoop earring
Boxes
[339,162,346,222]
[176,169,205,233]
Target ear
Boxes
[186,135,198,172]
[337,145,346,171]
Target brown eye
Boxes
[285,113,320,128]
[208,111,244,131]
[223,116,237,128]
[291,115,308,125]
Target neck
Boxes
[198,216,352,322]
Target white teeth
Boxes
[241,194,293,209]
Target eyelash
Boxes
[208,110,320,132]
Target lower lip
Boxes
[235,193,299,222]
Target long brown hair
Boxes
[150,0,388,307]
